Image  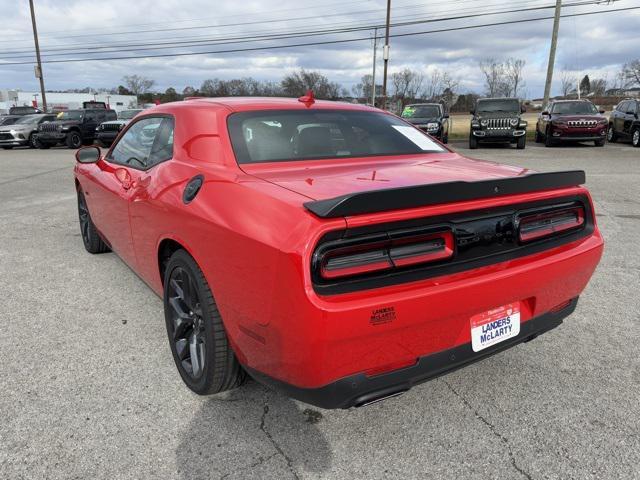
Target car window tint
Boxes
[109,117,165,169]
[628,102,637,113]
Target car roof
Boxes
[177,96,378,113]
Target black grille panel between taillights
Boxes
[311,196,593,295]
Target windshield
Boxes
[477,99,520,113]
[401,105,441,118]
[551,102,598,115]
[15,115,41,125]
[118,110,140,120]
[56,111,84,121]
[228,109,445,164]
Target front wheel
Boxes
[516,136,526,149]
[29,134,40,149]
[545,128,555,147]
[632,128,640,148]
[607,125,617,143]
[469,134,478,149]
[66,132,83,149]
[77,189,110,254]
[163,250,246,395]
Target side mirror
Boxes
[521,105,527,113]
[75,146,101,163]
[541,111,550,116]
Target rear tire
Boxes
[632,128,640,148]
[77,189,110,254]
[66,132,83,149]
[534,128,543,143]
[516,136,526,150]
[469,135,478,149]
[163,250,246,395]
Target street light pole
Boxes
[29,0,47,112]
[381,0,391,110]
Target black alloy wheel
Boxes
[167,266,207,380]
[29,133,40,149]
[607,125,616,143]
[163,250,246,395]
[77,189,110,254]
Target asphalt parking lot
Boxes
[1,141,638,480]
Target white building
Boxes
[0,89,138,114]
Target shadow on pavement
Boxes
[176,379,332,479]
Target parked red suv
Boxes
[535,100,608,147]
[73,96,603,409]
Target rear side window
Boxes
[108,116,174,170]
[228,109,445,164]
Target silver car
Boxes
[0,114,57,149]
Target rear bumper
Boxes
[248,297,578,409]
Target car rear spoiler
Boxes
[303,170,586,218]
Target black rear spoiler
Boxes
[303,170,586,218]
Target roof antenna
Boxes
[298,90,315,107]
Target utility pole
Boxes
[29,0,47,112]
[542,0,562,106]
[381,0,391,110]
[371,28,378,107]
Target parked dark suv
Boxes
[400,103,450,143]
[608,98,640,148]
[469,98,527,149]
[37,108,117,149]
[95,109,142,147]
[535,100,607,147]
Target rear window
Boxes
[228,109,445,164]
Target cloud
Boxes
[1,0,638,97]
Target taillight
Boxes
[518,206,585,243]
[319,231,453,280]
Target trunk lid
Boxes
[241,152,531,203]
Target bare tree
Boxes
[423,69,443,101]
[590,77,608,96]
[560,71,575,97]
[505,58,526,98]
[622,59,640,87]
[281,69,341,99]
[122,75,155,96]
[479,58,505,97]
[391,68,424,106]
[352,74,373,99]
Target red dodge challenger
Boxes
[74,95,603,409]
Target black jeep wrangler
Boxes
[469,97,527,149]
[36,108,116,149]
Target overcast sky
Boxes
[1,0,639,98]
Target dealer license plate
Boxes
[470,302,521,352]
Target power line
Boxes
[0,0,612,63]
[0,5,636,66]
[0,0,553,54]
